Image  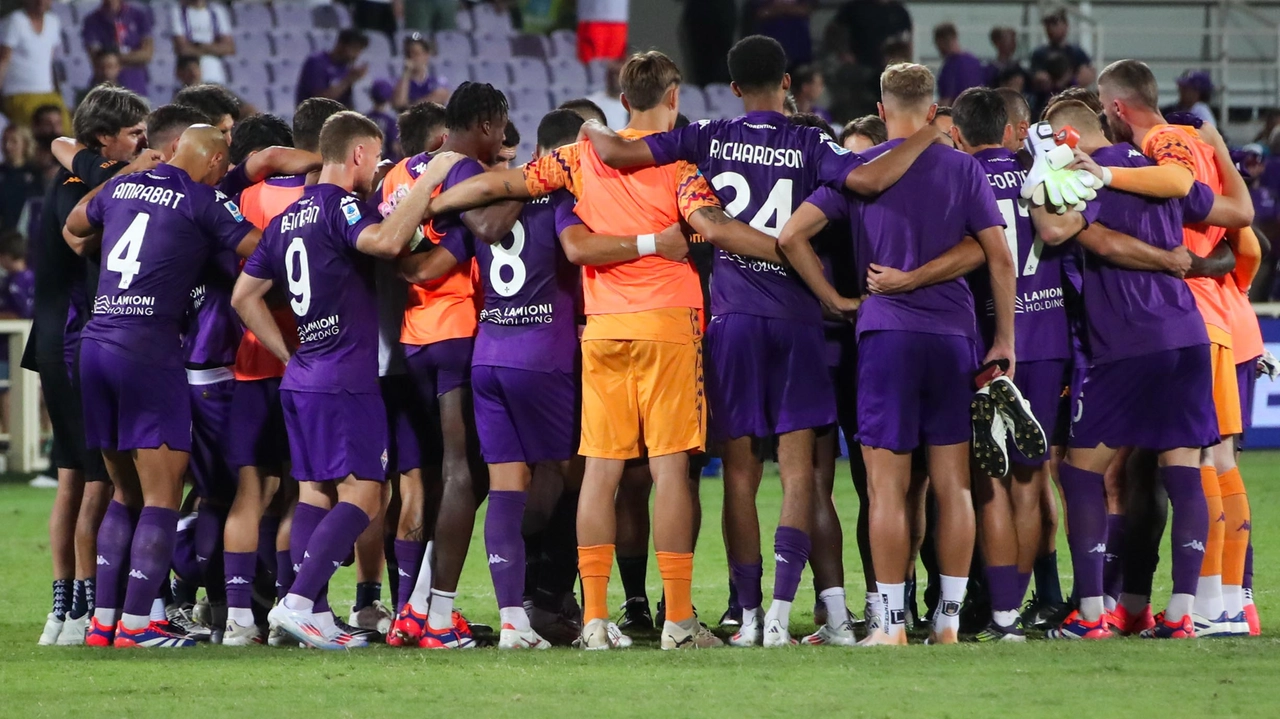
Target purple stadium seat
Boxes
[454,8,474,33]
[470,58,511,87]
[268,58,300,85]
[269,83,297,113]
[225,55,264,84]
[550,85,588,108]
[472,2,514,36]
[311,3,350,30]
[233,2,275,30]
[547,57,588,93]
[433,30,473,58]
[510,58,550,89]
[586,59,611,91]
[148,82,173,106]
[679,86,707,120]
[474,33,511,59]
[434,57,470,86]
[509,87,552,114]
[549,29,576,58]
[364,31,393,62]
[510,33,548,59]
[269,30,312,61]
[234,28,269,54]
[703,84,742,117]
[234,82,271,111]
[274,2,312,30]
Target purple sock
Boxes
[1103,513,1126,601]
[1244,540,1254,591]
[1017,570,1032,602]
[171,514,200,583]
[484,491,527,612]
[122,507,179,618]
[274,550,293,600]
[256,515,280,589]
[95,501,139,614]
[772,526,811,603]
[291,502,370,603]
[729,556,764,610]
[1160,465,1208,596]
[224,551,256,612]
[288,503,327,595]
[1059,462,1107,599]
[194,505,227,584]
[985,564,1021,613]
[393,539,425,612]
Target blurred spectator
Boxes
[170,0,234,86]
[0,124,40,231]
[296,28,369,107]
[367,78,399,159]
[0,0,67,130]
[988,26,1029,92]
[578,0,628,64]
[1166,70,1216,127]
[826,0,912,73]
[0,229,33,319]
[80,0,153,96]
[75,48,121,105]
[1029,49,1076,122]
[392,32,449,110]
[1030,7,1095,92]
[402,0,458,34]
[837,114,886,152]
[352,0,400,41]
[934,22,986,105]
[680,0,735,86]
[1254,108,1280,146]
[174,54,202,90]
[791,64,831,124]
[585,57,627,129]
[744,1,816,66]
[29,101,61,137]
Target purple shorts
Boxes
[189,376,237,503]
[1238,358,1259,433]
[381,372,436,475]
[472,365,577,464]
[280,389,389,482]
[1010,359,1068,465]
[226,377,289,470]
[399,338,473,470]
[706,314,836,441]
[1070,345,1219,451]
[856,330,978,452]
[405,337,474,397]
[80,338,192,453]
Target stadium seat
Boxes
[434,30,473,58]
[679,86,708,120]
[52,2,77,30]
[470,58,511,87]
[269,82,298,113]
[311,3,350,30]
[475,33,512,59]
[586,59,611,91]
[510,34,549,59]
[310,29,338,53]
[510,58,550,89]
[225,55,267,85]
[549,29,576,58]
[454,7,474,33]
[548,57,588,92]
[550,85,587,108]
[268,58,300,85]
[234,28,270,54]
[150,53,176,80]
[60,29,86,60]
[509,87,552,114]
[472,2,514,36]
[273,1,312,31]
[232,2,275,30]
[364,31,393,62]
[435,57,471,86]
[270,30,312,61]
[60,56,92,91]
[704,84,742,117]
[234,82,271,112]
[148,82,173,107]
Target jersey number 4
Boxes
[106,212,149,289]
[997,198,1045,278]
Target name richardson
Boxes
[709,139,805,168]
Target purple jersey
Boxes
[808,141,1004,340]
[938,51,990,101]
[243,184,381,394]
[643,110,864,322]
[1077,143,1214,365]
[83,164,252,367]
[80,3,152,96]
[408,71,447,102]
[436,190,582,373]
[968,147,1069,361]
[297,51,353,107]
[183,171,256,367]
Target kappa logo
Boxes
[774,553,789,564]
[1088,543,1107,554]
[196,554,207,563]
[128,569,149,580]
[96,555,109,566]
[397,567,412,578]
[1183,539,1206,553]
[1127,148,1144,158]
[227,576,251,585]
[488,554,509,565]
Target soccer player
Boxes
[28,85,153,646]
[1034,99,1253,639]
[1073,60,1254,635]
[582,36,940,647]
[233,112,461,650]
[64,125,260,648]
[173,83,241,142]
[777,63,1017,646]
[423,50,787,650]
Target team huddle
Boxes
[32,33,1268,651]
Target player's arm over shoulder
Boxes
[1107,130,1196,198]
[522,143,583,199]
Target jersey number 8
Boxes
[489,221,526,298]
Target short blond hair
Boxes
[1044,99,1103,134]
[619,51,682,112]
[881,63,936,109]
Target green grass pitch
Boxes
[3,454,1280,718]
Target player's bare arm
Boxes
[398,244,460,284]
[867,237,985,295]
[974,224,1017,378]
[559,222,686,266]
[49,137,85,171]
[358,152,463,258]
[462,200,523,245]
[845,122,942,196]
[1076,224,1192,276]
[777,201,859,317]
[1186,240,1237,279]
[426,167,536,220]
[231,274,292,365]
[232,228,264,259]
[1030,203,1086,245]
[689,206,784,265]
[242,147,323,184]
[580,121,657,170]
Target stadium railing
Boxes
[0,319,41,474]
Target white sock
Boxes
[500,606,530,632]
[93,607,118,626]
[1104,594,1118,612]
[407,540,435,610]
[765,599,792,628]
[1119,592,1150,616]
[150,598,167,622]
[1223,585,1244,618]
[121,612,149,631]
[877,582,905,637]
[428,589,455,630]
[1194,575,1224,618]
[935,575,967,633]
[1079,595,1105,622]
[227,607,255,628]
[1166,593,1194,622]
[742,606,761,626]
[819,587,849,626]
[865,591,884,622]
[283,593,314,612]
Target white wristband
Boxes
[637,233,657,256]
[1100,166,1113,186]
